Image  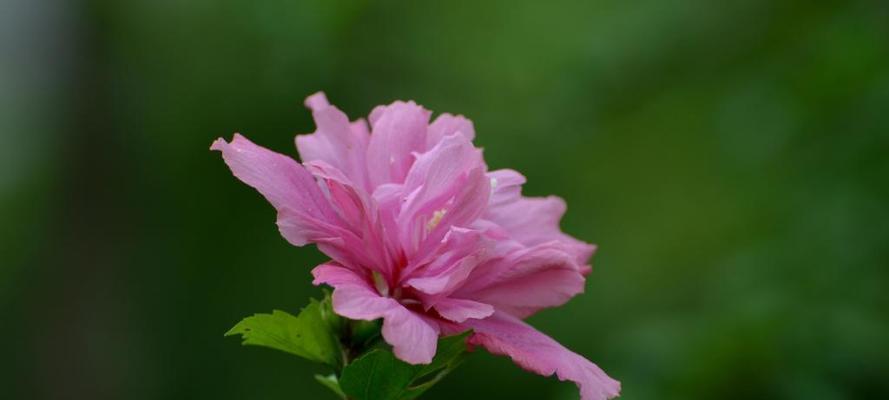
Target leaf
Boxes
[225,298,341,367]
[417,331,471,378]
[350,319,382,348]
[315,374,347,399]
[319,289,344,334]
[339,349,419,400]
[402,331,472,399]
[339,331,471,400]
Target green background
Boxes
[3,1,888,399]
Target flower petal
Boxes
[399,134,490,257]
[465,312,620,400]
[381,305,440,364]
[312,263,395,319]
[366,101,431,187]
[403,227,492,299]
[484,169,595,265]
[401,226,487,278]
[311,161,404,277]
[427,113,475,148]
[304,160,370,228]
[401,133,485,221]
[296,92,370,190]
[312,263,439,365]
[211,134,341,245]
[487,169,526,207]
[432,298,494,323]
[455,242,587,318]
[405,254,478,296]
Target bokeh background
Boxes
[3,0,888,399]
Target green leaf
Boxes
[349,319,383,349]
[403,331,472,399]
[339,349,419,400]
[339,331,471,400]
[315,374,347,399]
[225,298,341,367]
[319,290,344,334]
[417,331,471,378]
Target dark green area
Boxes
[2,0,888,399]
[339,332,470,400]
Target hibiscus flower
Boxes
[212,92,620,400]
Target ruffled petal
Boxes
[295,92,370,190]
[465,312,620,400]
[312,263,439,365]
[305,160,403,276]
[401,226,487,278]
[211,134,341,246]
[405,254,478,296]
[432,298,494,323]
[381,304,440,364]
[304,160,369,228]
[427,113,475,148]
[404,134,484,214]
[484,169,595,265]
[366,101,431,187]
[312,263,395,319]
[399,134,490,257]
[371,182,409,266]
[401,133,485,221]
[487,169,526,207]
[455,241,587,318]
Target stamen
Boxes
[426,209,447,232]
[400,298,421,306]
[371,271,389,297]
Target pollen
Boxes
[426,209,447,232]
[371,270,389,297]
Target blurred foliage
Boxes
[2,0,888,399]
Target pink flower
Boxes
[212,92,620,400]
